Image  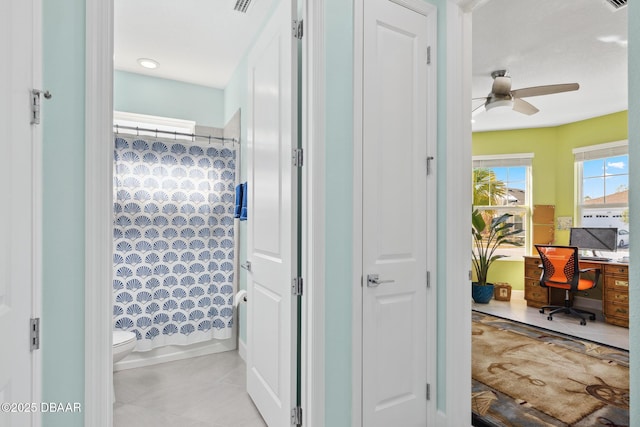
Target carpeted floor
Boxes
[472,311,629,427]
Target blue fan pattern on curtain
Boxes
[113,137,235,350]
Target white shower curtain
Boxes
[113,136,236,351]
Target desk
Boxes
[523,256,629,328]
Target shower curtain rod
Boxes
[113,124,238,144]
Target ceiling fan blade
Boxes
[491,76,511,96]
[513,98,539,115]
[472,103,486,117]
[511,83,579,98]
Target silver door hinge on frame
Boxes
[293,19,303,39]
[30,318,40,351]
[292,277,303,296]
[291,406,302,425]
[292,148,304,167]
[426,46,431,65]
[426,156,435,175]
[30,89,52,125]
[426,271,431,288]
[426,383,431,400]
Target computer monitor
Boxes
[569,227,618,254]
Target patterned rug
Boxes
[472,311,629,426]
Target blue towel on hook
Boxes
[234,184,243,219]
[240,182,248,221]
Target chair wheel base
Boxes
[580,319,586,326]
[547,316,553,321]
[589,315,596,321]
[539,309,545,314]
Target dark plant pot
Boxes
[472,282,494,304]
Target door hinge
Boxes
[426,46,431,65]
[426,383,431,400]
[30,318,40,351]
[293,19,303,39]
[426,271,431,288]
[292,277,303,296]
[291,406,302,425]
[30,89,52,125]
[292,148,304,167]
[426,156,434,175]
[469,270,473,281]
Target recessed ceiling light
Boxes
[137,58,159,69]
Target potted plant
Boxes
[471,209,523,303]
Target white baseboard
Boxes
[114,338,236,371]
[238,338,247,362]
[511,289,525,299]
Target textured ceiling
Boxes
[472,0,628,132]
[114,0,274,89]
[114,0,628,131]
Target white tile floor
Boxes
[473,290,629,350]
[114,350,266,427]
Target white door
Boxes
[0,0,40,426]
[362,0,434,426]
[245,0,299,426]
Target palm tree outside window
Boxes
[473,154,533,259]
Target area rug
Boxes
[472,311,629,427]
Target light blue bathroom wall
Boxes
[628,0,639,422]
[42,0,86,426]
[223,56,249,344]
[114,70,225,128]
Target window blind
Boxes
[573,140,628,161]
[472,153,533,168]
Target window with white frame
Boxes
[472,154,533,258]
[574,140,629,254]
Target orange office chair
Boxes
[535,245,601,325]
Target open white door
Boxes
[245,0,299,425]
[361,0,435,426]
[0,0,40,425]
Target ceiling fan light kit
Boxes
[485,98,513,111]
[473,69,579,116]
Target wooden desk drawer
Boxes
[524,266,541,279]
[605,289,629,304]
[604,276,629,291]
[605,316,629,328]
[524,257,541,270]
[525,280,548,304]
[603,300,629,318]
[605,264,628,276]
[524,257,541,279]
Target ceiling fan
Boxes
[473,70,579,116]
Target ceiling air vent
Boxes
[604,0,627,10]
[233,0,253,13]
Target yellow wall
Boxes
[472,111,628,290]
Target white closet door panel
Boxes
[362,0,434,426]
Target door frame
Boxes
[352,0,473,426]
[83,0,325,426]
